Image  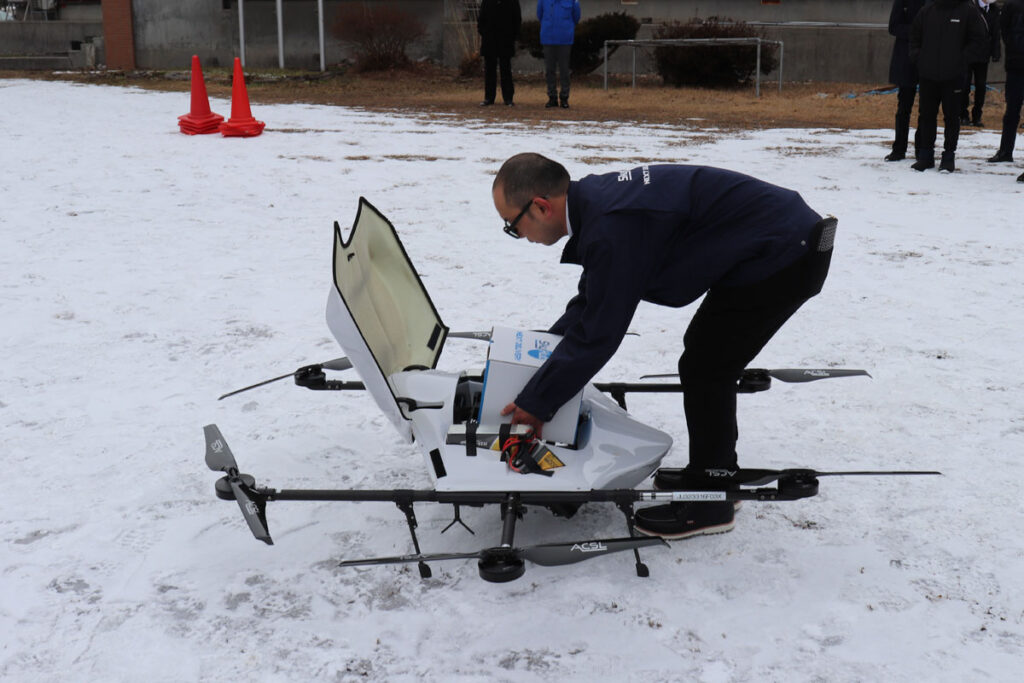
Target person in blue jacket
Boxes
[537,0,581,108]
[492,153,835,539]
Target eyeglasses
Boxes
[502,198,535,239]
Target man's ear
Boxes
[533,196,553,217]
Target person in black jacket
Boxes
[491,153,835,539]
[987,0,1024,181]
[887,0,927,161]
[961,1,1002,126]
[478,0,522,106]
[910,0,989,172]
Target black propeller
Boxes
[203,424,273,545]
[641,368,871,383]
[734,468,941,487]
[218,357,353,400]
[655,466,942,490]
[339,536,667,569]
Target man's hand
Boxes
[501,402,544,439]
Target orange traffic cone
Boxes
[178,55,223,135]
[220,58,266,137]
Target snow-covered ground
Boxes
[2,79,1023,682]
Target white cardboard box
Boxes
[476,326,583,444]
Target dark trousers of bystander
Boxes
[998,70,1024,155]
[962,62,990,122]
[917,77,963,161]
[677,218,835,472]
[484,55,515,104]
[543,45,572,103]
[893,83,920,157]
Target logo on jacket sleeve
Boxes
[618,165,652,185]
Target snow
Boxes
[2,78,1023,682]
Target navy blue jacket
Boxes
[514,165,822,421]
[911,0,989,81]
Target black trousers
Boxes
[961,62,990,121]
[483,54,514,104]
[917,77,963,160]
[677,218,835,471]
[999,69,1024,156]
[893,83,920,156]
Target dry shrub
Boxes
[653,17,778,88]
[447,0,481,77]
[332,2,426,72]
[572,12,641,75]
[459,52,482,78]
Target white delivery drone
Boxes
[205,198,932,583]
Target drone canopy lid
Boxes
[326,198,449,440]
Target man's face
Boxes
[492,187,562,245]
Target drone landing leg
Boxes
[441,504,475,535]
[396,499,432,579]
[616,501,650,578]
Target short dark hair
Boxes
[493,153,570,205]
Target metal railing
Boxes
[602,37,784,97]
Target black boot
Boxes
[634,501,736,539]
[939,151,955,173]
[885,151,906,162]
[911,158,935,171]
[1018,171,1024,183]
[545,97,558,108]
[988,151,1014,163]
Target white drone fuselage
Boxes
[326,199,673,493]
